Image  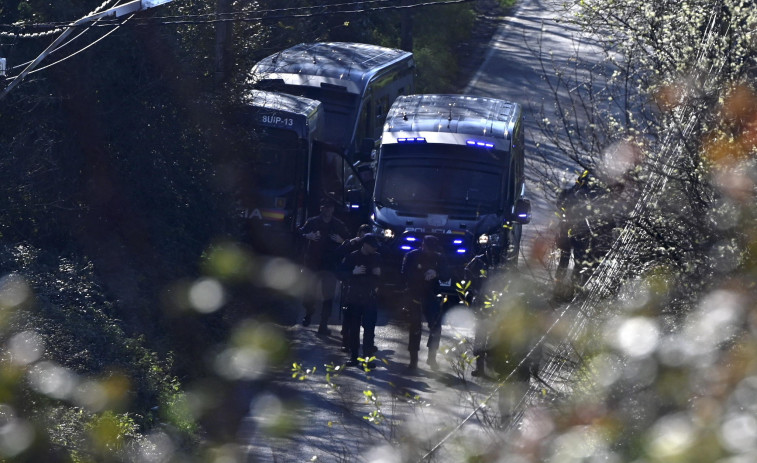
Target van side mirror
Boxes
[514,198,531,224]
[345,188,364,214]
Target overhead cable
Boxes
[1,0,472,32]
[0,0,118,39]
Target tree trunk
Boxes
[400,0,413,51]
[214,0,233,88]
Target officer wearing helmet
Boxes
[555,170,616,298]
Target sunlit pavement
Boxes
[241,306,512,462]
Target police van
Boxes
[250,42,415,222]
[372,94,531,292]
[233,90,325,256]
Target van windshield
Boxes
[375,151,503,216]
[249,127,304,191]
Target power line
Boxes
[1,0,172,99]
[3,16,123,81]
[1,0,471,32]
[6,8,124,73]
[0,0,119,39]
[28,19,129,76]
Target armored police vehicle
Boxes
[234,90,325,256]
[250,42,415,220]
[372,94,531,292]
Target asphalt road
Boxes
[242,1,602,461]
[465,0,604,269]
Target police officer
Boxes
[336,224,372,258]
[463,246,497,377]
[555,170,616,297]
[335,224,372,350]
[338,233,382,367]
[298,198,351,335]
[401,235,449,372]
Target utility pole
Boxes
[0,0,174,101]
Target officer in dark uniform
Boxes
[298,198,351,335]
[335,224,372,259]
[338,234,382,367]
[401,235,449,372]
[463,246,497,377]
[335,223,373,350]
[465,248,544,419]
[555,170,616,298]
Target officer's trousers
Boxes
[344,301,377,359]
[305,271,338,327]
[407,294,441,353]
[473,305,491,359]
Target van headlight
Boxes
[478,234,502,245]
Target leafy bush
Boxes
[0,244,191,459]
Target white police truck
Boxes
[372,94,531,292]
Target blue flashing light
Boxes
[400,245,413,251]
[466,139,494,149]
[350,204,360,209]
[397,137,427,144]
[453,239,463,245]
[406,236,417,242]
[456,248,467,254]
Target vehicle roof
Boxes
[251,42,414,94]
[384,94,520,139]
[244,89,321,116]
[241,90,324,139]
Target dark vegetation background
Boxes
[0,0,513,458]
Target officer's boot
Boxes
[407,350,419,372]
[426,348,439,371]
[471,356,486,377]
[317,300,332,335]
[302,305,313,327]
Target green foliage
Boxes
[324,362,344,388]
[84,411,139,456]
[362,389,385,424]
[440,335,477,377]
[411,4,476,92]
[455,279,472,306]
[0,243,189,460]
[356,356,377,373]
[413,45,460,93]
[291,362,316,381]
